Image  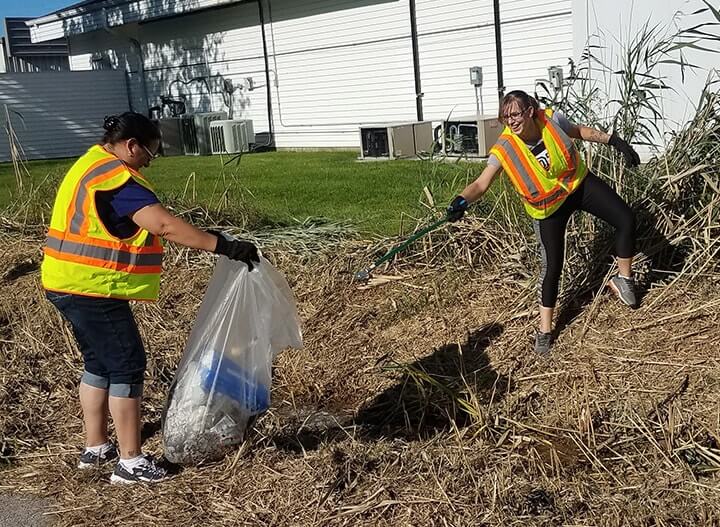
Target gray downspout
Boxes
[99,8,149,113]
[493,0,505,101]
[257,0,275,149]
[409,0,423,121]
[129,38,150,113]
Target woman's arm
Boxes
[567,123,611,144]
[447,163,503,221]
[567,123,640,167]
[460,163,503,203]
[131,204,218,251]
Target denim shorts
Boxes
[46,291,146,398]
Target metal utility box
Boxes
[210,119,254,154]
[182,112,228,155]
[440,115,502,157]
[359,121,434,160]
[157,117,185,157]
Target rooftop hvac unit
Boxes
[439,115,502,157]
[182,112,228,155]
[210,119,254,155]
[359,121,433,160]
[157,117,185,157]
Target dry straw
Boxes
[1,11,720,526]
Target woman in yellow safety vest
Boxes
[446,90,640,355]
[41,112,259,484]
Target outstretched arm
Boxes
[567,123,640,167]
[460,163,503,203]
[567,123,611,144]
[446,163,503,222]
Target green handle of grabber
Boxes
[369,215,450,271]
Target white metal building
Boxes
[21,0,719,153]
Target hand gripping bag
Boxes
[162,255,302,464]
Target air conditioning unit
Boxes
[181,112,228,155]
[157,117,185,157]
[439,115,502,157]
[359,121,433,160]
[210,119,254,154]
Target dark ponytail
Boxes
[101,112,160,147]
[498,90,541,120]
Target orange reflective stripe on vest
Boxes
[45,232,163,273]
[495,135,544,198]
[489,108,588,219]
[41,145,163,301]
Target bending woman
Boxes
[41,112,259,484]
[446,90,640,354]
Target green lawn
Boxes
[0,151,485,235]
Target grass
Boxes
[0,151,485,236]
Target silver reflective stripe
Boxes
[69,159,125,234]
[46,236,162,267]
[527,186,567,208]
[496,138,541,198]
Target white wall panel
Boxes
[0,71,130,161]
[266,0,416,148]
[500,0,572,21]
[416,0,498,120]
[501,14,575,95]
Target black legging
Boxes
[533,173,635,308]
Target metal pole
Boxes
[493,0,505,101]
[409,0,423,121]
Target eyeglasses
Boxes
[140,144,160,160]
[501,107,529,124]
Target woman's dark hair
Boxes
[498,90,540,120]
[102,112,161,147]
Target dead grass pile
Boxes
[0,219,719,525]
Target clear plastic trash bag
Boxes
[162,255,302,464]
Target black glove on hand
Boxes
[608,132,640,168]
[209,230,260,272]
[446,195,469,222]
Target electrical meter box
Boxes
[440,115,502,157]
[359,121,434,160]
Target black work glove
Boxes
[446,195,469,222]
[208,230,260,272]
[608,132,640,168]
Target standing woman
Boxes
[446,90,640,354]
[41,112,259,484]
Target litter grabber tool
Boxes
[354,215,449,282]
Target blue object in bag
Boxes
[200,353,270,413]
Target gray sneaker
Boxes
[78,443,118,469]
[608,275,638,308]
[110,455,170,485]
[534,331,553,355]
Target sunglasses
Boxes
[140,143,161,160]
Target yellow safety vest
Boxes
[489,108,588,219]
[41,145,163,301]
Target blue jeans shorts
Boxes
[46,291,146,398]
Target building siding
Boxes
[415,0,498,121]
[28,0,246,43]
[264,0,416,148]
[29,0,577,151]
[0,70,129,161]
